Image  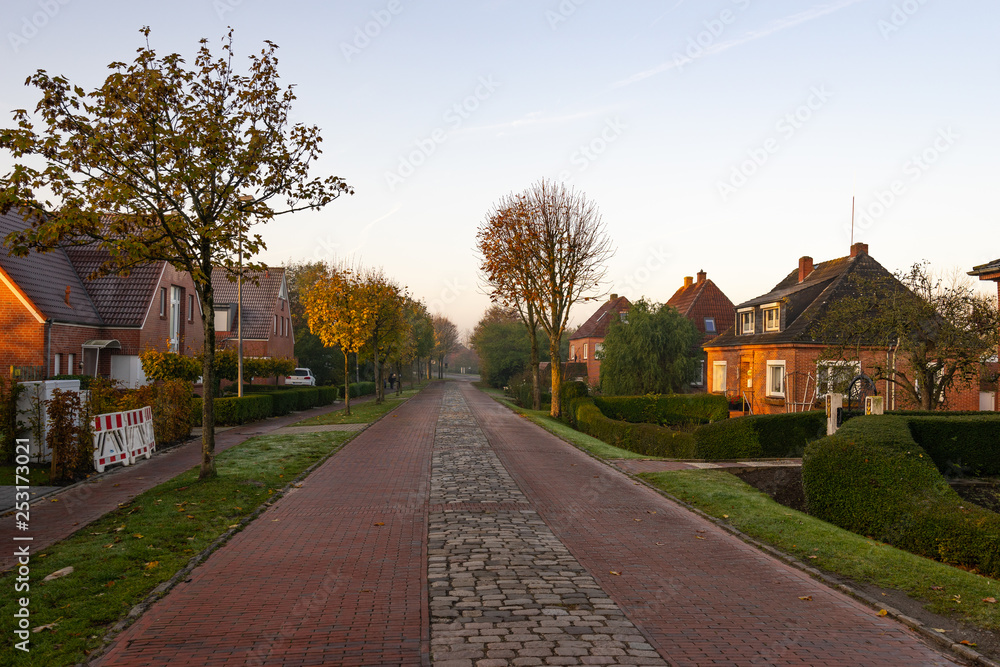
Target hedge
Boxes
[343,382,377,399]
[190,394,274,426]
[564,395,696,458]
[905,415,1000,477]
[594,394,728,426]
[693,411,825,459]
[802,415,1000,578]
[318,386,338,405]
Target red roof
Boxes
[570,296,631,340]
[666,273,735,341]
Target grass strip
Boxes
[640,469,1000,632]
[0,462,52,487]
[482,388,659,461]
[1,392,416,666]
[294,385,425,426]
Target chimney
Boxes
[64,286,72,308]
[683,276,693,288]
[850,242,869,258]
[798,256,814,283]
[609,293,618,302]
[696,270,706,284]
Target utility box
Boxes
[865,396,885,416]
[825,393,844,436]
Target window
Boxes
[704,317,716,334]
[766,361,786,398]
[739,309,754,335]
[712,362,727,393]
[763,306,780,332]
[583,344,588,360]
[692,360,706,386]
[159,287,167,317]
[595,342,603,358]
[274,315,278,335]
[54,353,61,376]
[188,294,195,322]
[169,286,182,352]
[68,353,75,373]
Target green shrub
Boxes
[344,382,376,399]
[116,380,193,445]
[906,415,1000,477]
[802,415,1000,578]
[594,394,728,426]
[567,397,696,458]
[294,388,319,411]
[693,411,825,459]
[318,386,338,405]
[211,394,274,426]
[270,391,298,416]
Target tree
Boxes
[0,28,352,479]
[303,264,371,416]
[409,301,435,388]
[432,315,459,379]
[287,260,343,386]
[360,268,407,403]
[814,262,999,410]
[470,306,532,388]
[598,300,701,396]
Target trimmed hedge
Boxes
[594,394,728,426]
[191,394,273,426]
[693,411,826,459]
[318,386,338,405]
[906,415,1000,477]
[565,395,696,458]
[343,382,377,399]
[802,415,1000,578]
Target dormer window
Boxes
[738,308,754,335]
[763,305,780,332]
[704,317,716,333]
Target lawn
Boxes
[641,469,1000,633]
[0,462,52,487]
[295,385,424,426]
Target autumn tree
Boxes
[360,268,407,403]
[432,315,459,379]
[409,301,435,387]
[471,306,532,388]
[287,260,344,385]
[0,29,352,479]
[815,262,999,410]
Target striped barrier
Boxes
[92,406,156,473]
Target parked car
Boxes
[285,368,316,386]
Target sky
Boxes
[1,0,998,338]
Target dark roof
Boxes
[969,258,1000,279]
[570,296,631,340]
[705,251,901,348]
[64,248,163,327]
[212,266,286,340]
[0,210,103,325]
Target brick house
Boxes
[568,295,631,386]
[665,270,735,391]
[0,210,204,384]
[704,243,982,415]
[969,257,1000,411]
[212,267,295,384]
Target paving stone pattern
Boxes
[428,385,668,666]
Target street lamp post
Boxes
[237,196,251,398]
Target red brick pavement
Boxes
[459,383,958,666]
[94,384,441,667]
[1,397,375,573]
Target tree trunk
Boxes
[549,338,563,418]
[343,351,351,416]
[529,324,540,411]
[198,285,217,480]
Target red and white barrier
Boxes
[92,406,156,473]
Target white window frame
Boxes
[763,306,780,332]
[692,359,706,386]
[738,308,755,335]
[188,294,195,322]
[68,353,75,374]
[169,286,182,352]
[766,361,786,398]
[583,343,588,360]
[712,361,727,393]
[595,342,603,359]
[53,353,61,376]
[704,317,716,334]
[159,287,167,317]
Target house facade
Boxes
[568,294,631,386]
[212,267,295,384]
[969,257,1000,411]
[665,270,735,390]
[705,243,983,415]
[0,210,204,385]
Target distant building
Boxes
[665,270,735,391]
[969,257,1000,411]
[568,295,631,386]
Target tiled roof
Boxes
[212,266,286,341]
[570,296,631,340]
[0,210,103,325]
[666,276,735,342]
[64,248,163,327]
[705,251,900,347]
[969,258,1000,278]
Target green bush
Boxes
[270,391,298,416]
[566,396,696,458]
[906,415,1000,476]
[594,394,728,426]
[693,411,825,459]
[294,388,319,411]
[802,415,1000,578]
[191,394,273,426]
[343,382,376,399]
[318,386,338,405]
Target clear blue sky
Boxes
[2,0,997,336]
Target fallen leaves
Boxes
[33,622,58,633]
[984,597,997,604]
[610,570,621,576]
[798,596,813,601]
[877,609,888,617]
[374,522,385,526]
[144,561,159,570]
[43,567,74,582]
[930,585,944,591]
[960,640,977,647]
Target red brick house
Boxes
[212,267,295,384]
[704,243,982,415]
[666,270,735,390]
[969,257,1000,411]
[0,210,204,384]
[568,295,631,386]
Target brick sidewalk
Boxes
[94,384,442,666]
[0,397,367,572]
[460,383,958,666]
